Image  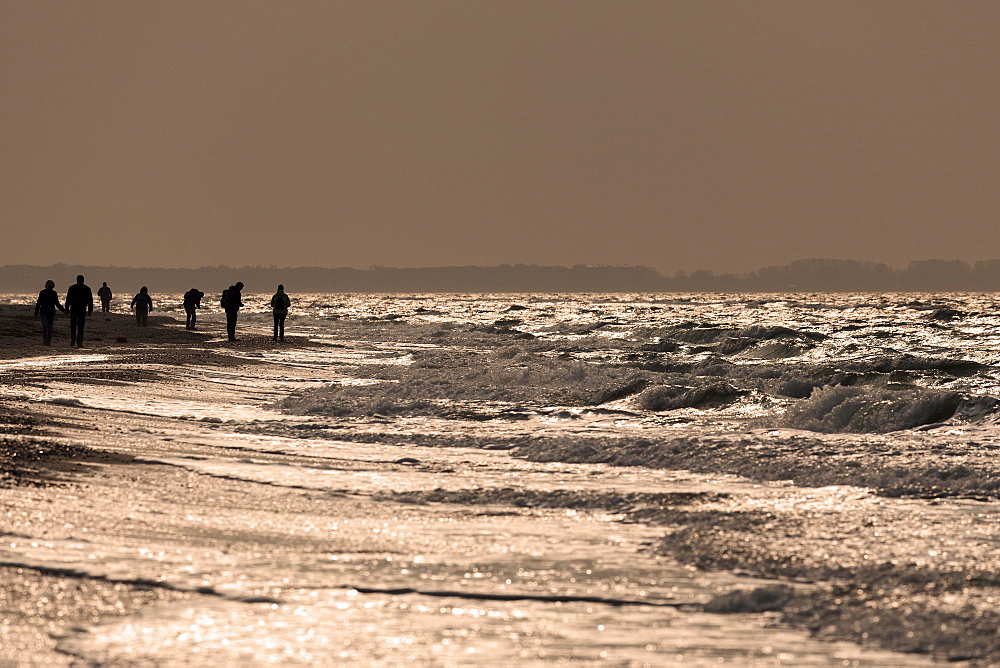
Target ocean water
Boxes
[2,291,998,664]
[216,291,1000,437]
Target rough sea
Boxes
[2,291,999,665]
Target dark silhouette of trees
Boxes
[751,260,897,292]
[898,260,971,292]
[0,260,998,293]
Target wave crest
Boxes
[771,386,963,433]
[636,383,746,411]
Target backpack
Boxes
[220,289,230,308]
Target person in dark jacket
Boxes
[222,281,244,342]
[183,288,203,330]
[270,284,291,342]
[64,275,94,347]
[97,282,113,313]
[34,280,66,346]
[131,286,153,327]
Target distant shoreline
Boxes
[2,259,999,293]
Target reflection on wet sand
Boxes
[1,292,998,663]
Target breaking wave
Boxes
[279,346,648,417]
[770,386,964,433]
[635,383,746,411]
[267,304,999,436]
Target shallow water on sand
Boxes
[4,292,997,663]
[0,398,934,665]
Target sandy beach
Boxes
[0,302,996,664]
[7,0,1000,662]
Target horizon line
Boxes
[2,258,997,276]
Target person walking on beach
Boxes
[183,288,204,330]
[221,281,244,342]
[97,282,113,313]
[131,286,153,327]
[65,275,94,348]
[34,280,66,346]
[271,284,291,342]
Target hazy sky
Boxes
[3,1,1000,273]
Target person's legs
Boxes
[41,314,53,345]
[69,310,80,345]
[273,314,279,341]
[278,314,286,341]
[135,309,142,326]
[226,309,238,341]
[73,312,86,346]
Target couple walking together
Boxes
[34,277,89,347]
[34,275,94,347]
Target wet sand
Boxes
[0,305,986,664]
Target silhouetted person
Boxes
[131,286,153,327]
[183,288,204,330]
[271,284,290,342]
[64,275,93,348]
[97,282,113,313]
[221,281,244,341]
[34,280,66,346]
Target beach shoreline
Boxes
[0,308,264,663]
[0,305,994,663]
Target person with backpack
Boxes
[270,284,291,342]
[130,286,153,327]
[221,281,244,342]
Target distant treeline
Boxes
[1,259,999,293]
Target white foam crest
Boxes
[773,386,964,433]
